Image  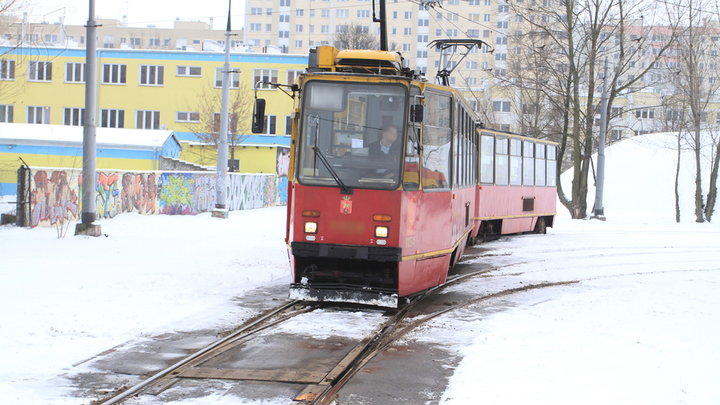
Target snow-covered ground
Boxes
[1,133,719,404]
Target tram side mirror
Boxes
[251,99,266,134]
[410,104,424,123]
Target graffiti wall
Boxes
[26,168,285,227]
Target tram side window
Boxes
[495,137,509,186]
[404,86,422,191]
[535,143,546,186]
[423,93,452,190]
[509,138,522,186]
[523,140,534,186]
[480,134,494,184]
[546,144,557,187]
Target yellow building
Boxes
[0,45,306,172]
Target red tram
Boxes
[252,46,557,307]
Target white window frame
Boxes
[176,111,200,123]
[259,115,277,135]
[65,62,86,83]
[28,61,52,82]
[139,65,164,86]
[0,104,13,123]
[101,109,125,128]
[177,66,202,77]
[0,60,15,80]
[63,107,85,126]
[254,69,278,90]
[102,63,127,84]
[27,106,51,124]
[136,110,161,130]
[214,67,240,88]
[285,115,293,136]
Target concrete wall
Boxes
[26,166,287,228]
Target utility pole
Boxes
[75,0,102,236]
[592,58,608,220]
[212,0,233,219]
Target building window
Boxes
[322,9,329,17]
[484,13,491,22]
[254,69,278,89]
[176,111,200,122]
[405,11,413,19]
[101,109,125,128]
[498,4,509,12]
[214,67,240,88]
[260,115,277,135]
[140,65,164,86]
[295,40,303,48]
[0,60,15,80]
[177,66,201,77]
[279,14,290,22]
[28,61,52,82]
[635,108,655,119]
[27,106,50,124]
[321,25,329,33]
[250,23,261,32]
[497,21,509,29]
[285,115,293,135]
[336,9,349,17]
[357,10,370,18]
[403,43,411,52]
[149,38,160,46]
[404,28,412,36]
[63,107,85,126]
[296,24,303,32]
[267,24,273,32]
[102,64,127,84]
[287,69,303,84]
[251,7,262,15]
[418,34,429,42]
[296,8,304,16]
[64,62,86,83]
[492,101,511,112]
[136,110,160,130]
[280,0,290,6]
[131,38,141,46]
[467,29,479,38]
[0,105,13,123]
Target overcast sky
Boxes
[26,0,243,30]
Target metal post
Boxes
[593,58,608,219]
[379,0,388,51]
[75,0,102,236]
[212,0,232,219]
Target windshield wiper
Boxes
[312,147,353,194]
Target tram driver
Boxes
[369,125,400,162]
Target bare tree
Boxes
[333,22,378,50]
[666,0,720,222]
[182,84,254,170]
[506,0,673,219]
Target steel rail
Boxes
[97,299,301,405]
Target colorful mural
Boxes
[25,168,286,228]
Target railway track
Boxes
[89,258,578,405]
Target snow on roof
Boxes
[0,123,180,151]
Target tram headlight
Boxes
[304,221,318,234]
[375,226,389,239]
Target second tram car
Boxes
[252,46,557,307]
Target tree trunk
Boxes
[675,132,681,223]
[705,137,720,221]
[694,125,704,222]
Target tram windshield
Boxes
[298,81,408,190]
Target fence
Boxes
[15,166,288,228]
[0,162,20,220]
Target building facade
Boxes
[0,45,306,173]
